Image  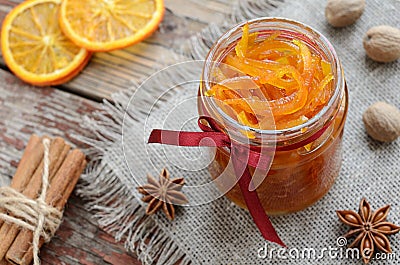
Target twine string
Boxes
[0,139,63,265]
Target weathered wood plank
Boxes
[0,0,226,101]
[0,1,229,263]
[0,69,139,264]
[165,0,229,23]
[41,195,140,265]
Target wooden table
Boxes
[0,0,227,264]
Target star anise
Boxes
[137,168,188,221]
[337,198,400,264]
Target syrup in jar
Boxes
[199,18,348,215]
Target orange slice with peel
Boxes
[1,0,90,86]
[59,0,165,52]
[44,51,92,86]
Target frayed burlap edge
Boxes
[74,1,285,264]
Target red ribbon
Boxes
[148,116,334,247]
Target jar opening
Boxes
[200,17,345,143]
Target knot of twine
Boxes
[0,139,63,265]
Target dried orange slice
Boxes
[45,51,92,86]
[1,0,90,86]
[59,0,165,52]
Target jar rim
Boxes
[201,17,345,140]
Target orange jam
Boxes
[199,18,348,215]
[205,24,335,131]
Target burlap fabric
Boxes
[78,0,400,264]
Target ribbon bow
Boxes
[148,105,336,247]
[148,116,286,247]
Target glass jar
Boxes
[198,18,348,215]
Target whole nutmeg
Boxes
[363,25,400,63]
[325,0,365,27]
[363,102,400,143]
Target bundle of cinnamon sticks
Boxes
[0,134,86,265]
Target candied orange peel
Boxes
[206,24,335,130]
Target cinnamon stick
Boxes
[0,135,43,228]
[0,138,69,260]
[6,149,86,265]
